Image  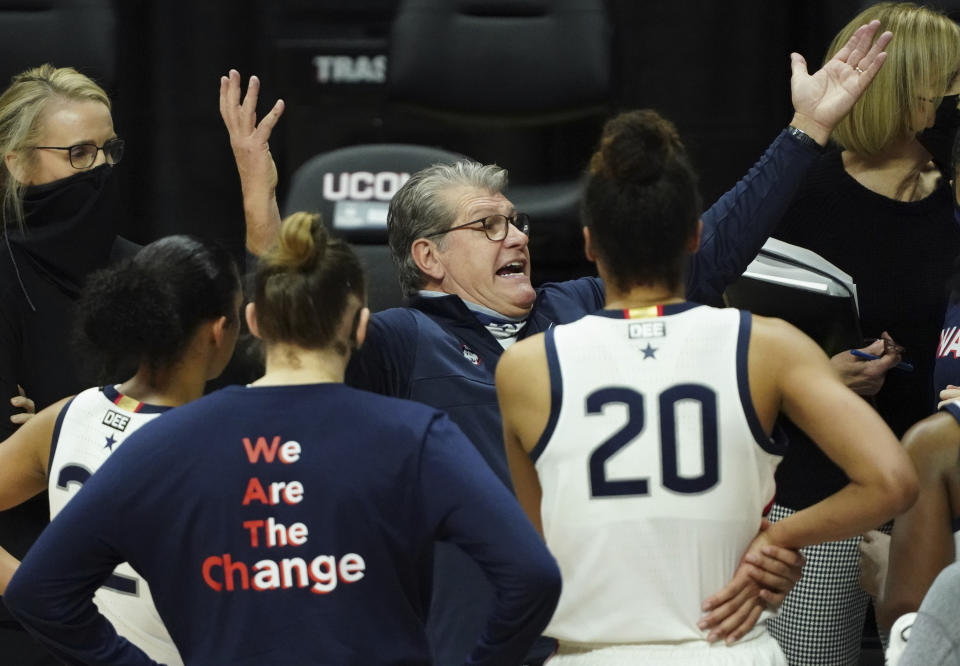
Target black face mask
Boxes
[9,164,121,296]
[918,93,960,173]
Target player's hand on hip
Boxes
[699,523,805,644]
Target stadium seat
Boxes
[385,0,613,285]
[0,0,116,90]
[282,143,466,312]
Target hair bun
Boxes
[275,211,327,270]
[255,211,367,352]
[592,109,685,184]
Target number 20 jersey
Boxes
[533,303,786,646]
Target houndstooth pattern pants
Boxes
[766,503,872,666]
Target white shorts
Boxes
[546,633,787,666]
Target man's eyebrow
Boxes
[465,205,515,219]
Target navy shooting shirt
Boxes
[5,383,560,666]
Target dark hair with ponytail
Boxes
[254,212,366,355]
[74,235,240,382]
[582,109,702,292]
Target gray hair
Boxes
[388,160,508,295]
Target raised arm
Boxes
[876,409,960,635]
[219,70,285,256]
[687,20,892,303]
[788,19,891,143]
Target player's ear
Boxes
[583,226,597,262]
[245,302,262,339]
[210,315,228,347]
[354,306,370,349]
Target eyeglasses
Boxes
[425,213,530,242]
[33,137,125,169]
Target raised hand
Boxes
[790,19,893,144]
[219,69,285,255]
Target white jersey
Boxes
[534,304,785,651]
[47,385,183,666]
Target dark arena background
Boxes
[0,0,892,282]
[3,2,959,664]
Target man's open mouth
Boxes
[496,261,526,277]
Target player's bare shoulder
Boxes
[748,313,819,346]
[495,332,552,441]
[496,332,548,382]
[746,313,830,370]
[901,408,960,476]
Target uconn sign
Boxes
[322,172,411,202]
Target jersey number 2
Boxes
[587,385,719,498]
[57,465,139,596]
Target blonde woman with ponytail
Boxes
[4,212,561,666]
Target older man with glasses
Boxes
[220,20,890,664]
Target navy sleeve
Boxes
[418,413,561,666]
[562,277,605,313]
[346,309,416,397]
[686,128,821,305]
[3,463,158,666]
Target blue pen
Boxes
[849,349,914,372]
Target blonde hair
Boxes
[827,3,960,156]
[254,212,367,354]
[0,64,111,227]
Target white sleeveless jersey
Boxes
[47,385,183,666]
[534,304,786,648]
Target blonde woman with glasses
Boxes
[0,64,132,664]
